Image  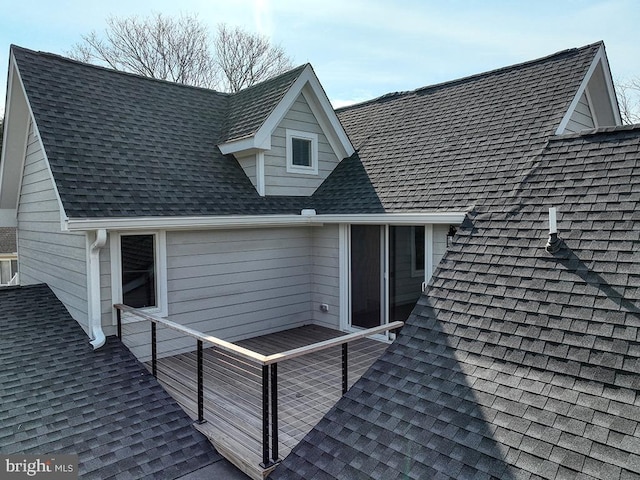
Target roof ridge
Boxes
[10,44,230,96]
[336,42,603,112]
[228,63,309,99]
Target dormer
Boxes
[219,64,354,196]
[556,42,622,134]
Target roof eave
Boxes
[64,211,468,231]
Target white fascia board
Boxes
[65,214,321,231]
[314,212,468,225]
[218,137,271,155]
[65,211,467,231]
[555,44,619,134]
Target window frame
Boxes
[410,226,426,278]
[111,231,167,320]
[286,129,318,175]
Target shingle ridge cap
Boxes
[10,44,230,97]
[228,63,309,99]
[335,42,603,113]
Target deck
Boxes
[150,325,390,479]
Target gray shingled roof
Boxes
[272,125,640,479]
[225,64,307,141]
[11,46,308,218]
[0,284,248,479]
[312,43,602,214]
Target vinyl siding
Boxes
[265,93,340,196]
[565,92,595,133]
[237,153,257,190]
[17,121,88,331]
[120,227,316,360]
[433,224,449,271]
[311,225,341,329]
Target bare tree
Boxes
[615,78,640,124]
[214,24,293,93]
[68,13,218,88]
[68,14,293,93]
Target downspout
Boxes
[89,229,107,349]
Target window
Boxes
[111,231,167,318]
[411,226,425,277]
[121,235,156,308]
[0,259,17,285]
[286,129,318,174]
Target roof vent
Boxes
[301,209,316,216]
[545,207,561,253]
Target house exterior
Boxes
[0,226,17,285]
[2,40,636,479]
[0,43,620,364]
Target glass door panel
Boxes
[389,226,425,323]
[350,225,382,328]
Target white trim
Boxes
[555,44,621,134]
[339,224,350,332]
[256,151,265,196]
[424,224,434,283]
[286,129,318,175]
[110,230,168,323]
[65,212,467,231]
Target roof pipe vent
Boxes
[545,207,561,254]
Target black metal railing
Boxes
[114,304,402,472]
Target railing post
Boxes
[116,307,122,338]
[342,343,348,394]
[151,322,157,378]
[260,365,271,468]
[197,340,205,424]
[271,363,279,464]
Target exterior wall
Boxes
[237,153,257,190]
[311,225,341,329]
[264,93,340,196]
[17,122,88,331]
[565,92,595,133]
[432,224,449,273]
[119,226,317,360]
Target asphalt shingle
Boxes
[0,284,244,480]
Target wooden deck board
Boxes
[150,325,389,480]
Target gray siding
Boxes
[433,224,449,272]
[119,227,316,360]
[265,94,340,196]
[17,122,88,331]
[99,239,114,335]
[311,225,341,329]
[565,92,595,133]
[237,153,257,190]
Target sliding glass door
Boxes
[349,225,427,330]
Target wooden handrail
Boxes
[114,304,403,366]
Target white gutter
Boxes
[65,211,468,231]
[88,229,107,349]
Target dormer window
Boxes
[286,129,318,175]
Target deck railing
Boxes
[113,304,402,474]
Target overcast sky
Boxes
[1,0,639,114]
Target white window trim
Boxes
[110,230,168,323]
[286,129,318,175]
